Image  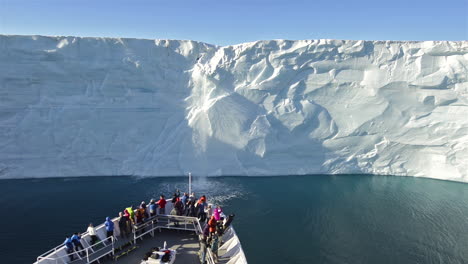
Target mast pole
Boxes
[189,172,192,195]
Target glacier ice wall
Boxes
[0,35,467,181]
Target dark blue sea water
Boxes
[1,175,467,264]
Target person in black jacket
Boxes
[186,200,196,217]
[118,212,128,238]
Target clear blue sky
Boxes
[0,0,466,46]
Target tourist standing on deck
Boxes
[205,205,213,222]
[105,217,114,238]
[124,207,135,224]
[208,216,217,236]
[87,223,98,246]
[202,223,210,240]
[224,214,235,229]
[186,200,196,217]
[118,212,128,238]
[213,205,223,221]
[136,207,145,225]
[71,232,85,256]
[64,237,75,261]
[197,196,208,222]
[123,208,135,234]
[199,237,208,264]
[149,199,157,217]
[124,211,133,235]
[174,197,184,216]
[171,197,184,227]
[172,189,180,201]
[189,192,197,203]
[135,208,145,235]
[181,192,189,213]
[156,195,167,215]
[211,232,220,262]
[216,217,226,236]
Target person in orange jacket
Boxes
[208,215,217,235]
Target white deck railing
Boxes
[34,200,247,264]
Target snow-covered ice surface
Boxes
[0,35,467,181]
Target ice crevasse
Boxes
[0,35,467,182]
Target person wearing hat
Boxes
[196,196,208,222]
[213,205,223,221]
[105,217,114,238]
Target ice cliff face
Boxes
[0,35,467,181]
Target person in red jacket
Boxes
[156,195,167,215]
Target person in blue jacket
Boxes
[105,217,114,238]
[64,237,75,261]
[71,232,85,256]
[149,199,157,217]
[181,193,189,213]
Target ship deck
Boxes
[35,209,246,264]
[104,229,200,264]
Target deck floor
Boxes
[103,229,201,264]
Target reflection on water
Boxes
[0,175,467,264]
